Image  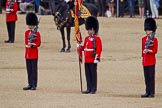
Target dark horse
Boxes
[54,1,98,52]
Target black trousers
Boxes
[143,65,155,95]
[6,21,16,42]
[143,0,151,17]
[84,63,97,92]
[26,59,38,87]
[97,0,106,16]
[48,0,56,15]
[119,1,125,17]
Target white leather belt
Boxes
[84,48,94,51]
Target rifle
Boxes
[28,19,40,43]
[91,28,96,57]
[6,0,15,13]
[91,28,100,63]
[145,32,155,49]
[8,0,15,9]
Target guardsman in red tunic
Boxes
[5,0,18,43]
[23,12,41,90]
[81,16,102,94]
[141,18,158,98]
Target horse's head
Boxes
[54,1,70,30]
[54,11,68,30]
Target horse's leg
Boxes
[66,27,71,52]
[60,27,66,52]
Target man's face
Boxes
[145,30,153,35]
[28,25,35,30]
[87,29,95,36]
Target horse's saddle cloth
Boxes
[70,5,91,18]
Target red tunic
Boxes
[142,36,158,66]
[25,30,41,59]
[82,35,102,63]
[6,1,18,22]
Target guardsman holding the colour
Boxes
[80,16,102,94]
[141,18,158,98]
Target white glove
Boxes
[6,8,10,11]
[143,49,152,54]
[6,9,13,13]
[26,43,36,48]
[94,59,99,63]
[6,9,10,13]
[76,43,81,48]
[6,8,13,12]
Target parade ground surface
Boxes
[1,13,162,108]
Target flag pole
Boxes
[79,56,83,92]
[75,0,83,93]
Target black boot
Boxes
[30,86,36,90]
[82,90,91,94]
[4,40,14,43]
[141,93,149,98]
[23,85,32,90]
[148,94,155,98]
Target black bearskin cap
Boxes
[85,16,99,34]
[26,12,38,25]
[144,18,157,32]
